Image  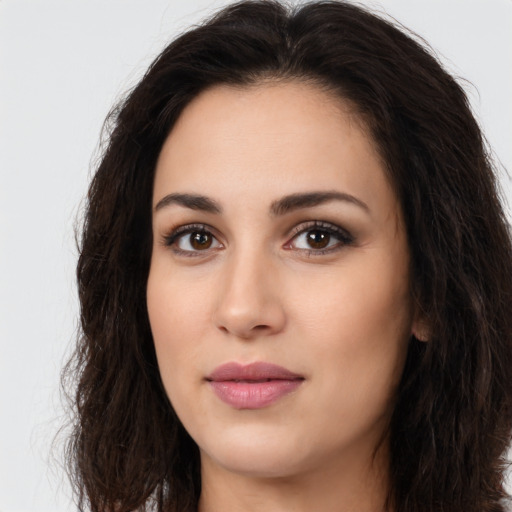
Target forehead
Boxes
[153,81,397,220]
[158,80,373,165]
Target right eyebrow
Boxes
[154,193,222,214]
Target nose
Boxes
[212,251,286,339]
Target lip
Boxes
[206,362,304,410]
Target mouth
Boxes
[206,362,304,410]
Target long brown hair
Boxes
[65,1,512,511]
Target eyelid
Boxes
[284,220,354,255]
[160,220,354,258]
[161,223,223,256]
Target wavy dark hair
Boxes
[65,1,512,511]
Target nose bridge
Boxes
[213,241,285,338]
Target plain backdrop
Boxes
[1,1,511,511]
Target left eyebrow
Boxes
[270,191,369,216]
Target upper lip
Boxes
[206,362,304,382]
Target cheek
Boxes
[146,265,210,397]
[289,252,413,392]
[147,259,212,339]
[292,257,411,335]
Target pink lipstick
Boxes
[206,362,304,409]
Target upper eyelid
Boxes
[164,223,218,240]
[163,219,347,235]
[288,220,352,238]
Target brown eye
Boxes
[287,222,354,255]
[190,231,213,250]
[306,230,331,249]
[169,226,222,254]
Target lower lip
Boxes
[208,379,303,409]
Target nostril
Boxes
[253,324,271,331]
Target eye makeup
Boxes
[161,223,223,258]
[160,219,354,259]
[284,220,355,257]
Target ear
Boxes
[412,313,430,342]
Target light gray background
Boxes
[1,1,511,511]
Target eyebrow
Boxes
[154,191,369,215]
[154,193,222,214]
[270,191,369,216]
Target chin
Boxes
[205,449,306,479]
[197,425,322,479]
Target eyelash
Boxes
[285,221,354,256]
[161,221,354,258]
[162,223,221,258]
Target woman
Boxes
[66,1,512,511]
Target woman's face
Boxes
[147,82,418,480]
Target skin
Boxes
[147,81,421,512]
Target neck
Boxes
[198,443,391,512]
